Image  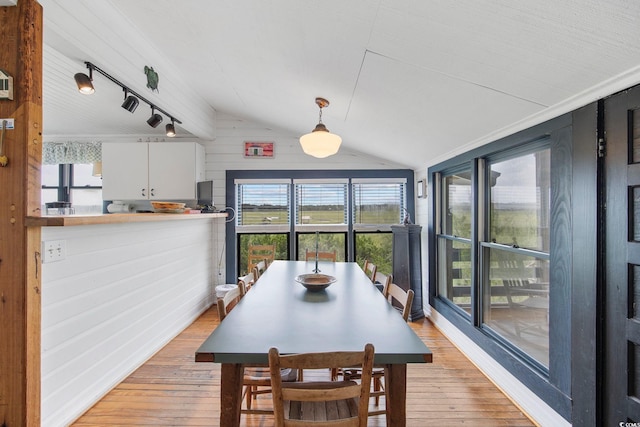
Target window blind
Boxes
[236,183,290,226]
[352,182,406,225]
[295,182,348,225]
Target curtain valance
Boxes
[42,141,101,165]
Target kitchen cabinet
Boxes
[102,142,205,200]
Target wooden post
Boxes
[0,0,43,426]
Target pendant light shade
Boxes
[299,97,342,158]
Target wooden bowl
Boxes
[295,274,337,291]
[151,201,186,212]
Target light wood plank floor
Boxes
[72,306,536,426]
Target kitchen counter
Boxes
[26,212,228,227]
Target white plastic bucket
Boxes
[215,284,238,299]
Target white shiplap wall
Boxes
[41,219,218,426]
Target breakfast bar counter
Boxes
[25,211,227,227]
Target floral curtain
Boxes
[42,141,101,165]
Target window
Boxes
[41,163,103,214]
[236,180,290,274]
[236,181,290,227]
[352,180,405,226]
[230,172,412,277]
[352,179,406,274]
[295,180,348,227]
[436,169,473,314]
[434,148,551,368]
[294,180,348,261]
[481,149,550,367]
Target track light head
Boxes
[121,93,139,113]
[74,72,94,94]
[147,108,163,128]
[166,120,176,137]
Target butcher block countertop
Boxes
[26,212,228,227]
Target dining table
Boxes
[195,260,433,426]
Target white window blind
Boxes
[352,181,406,225]
[236,183,290,226]
[295,182,348,225]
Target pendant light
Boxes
[299,97,342,158]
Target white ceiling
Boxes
[38,0,640,169]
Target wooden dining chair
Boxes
[269,344,374,426]
[372,271,391,293]
[252,259,269,280]
[383,282,415,322]
[216,284,245,321]
[362,259,377,282]
[342,282,414,415]
[248,244,275,272]
[217,280,296,415]
[238,271,255,292]
[304,249,337,262]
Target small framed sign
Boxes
[244,141,274,158]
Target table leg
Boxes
[220,363,244,427]
[385,364,407,426]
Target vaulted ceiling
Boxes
[38,0,640,169]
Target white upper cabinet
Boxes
[102,142,205,201]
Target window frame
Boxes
[226,169,414,279]
[41,163,103,210]
[427,113,573,418]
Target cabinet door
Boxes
[102,143,149,200]
[148,143,197,199]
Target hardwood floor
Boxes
[72,306,536,426]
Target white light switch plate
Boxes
[42,240,66,263]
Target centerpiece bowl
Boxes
[295,273,337,291]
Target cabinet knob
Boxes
[141,188,146,197]
[150,188,155,196]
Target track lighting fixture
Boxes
[74,67,94,94]
[166,120,176,137]
[74,61,181,135]
[121,89,139,113]
[147,107,163,128]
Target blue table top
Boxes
[196,261,432,365]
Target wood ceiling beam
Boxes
[0,0,43,425]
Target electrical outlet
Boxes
[42,240,66,263]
